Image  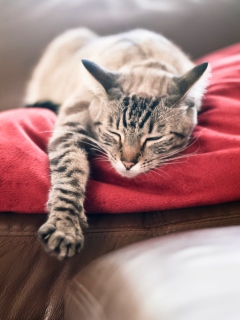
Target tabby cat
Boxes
[25,28,210,259]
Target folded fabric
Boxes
[0,43,240,214]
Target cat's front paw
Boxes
[38,217,85,259]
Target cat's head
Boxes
[82,59,210,178]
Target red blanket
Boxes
[1,44,240,214]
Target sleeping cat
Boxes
[25,28,210,259]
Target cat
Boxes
[25,28,210,259]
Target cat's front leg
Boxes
[38,111,90,259]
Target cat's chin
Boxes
[117,170,140,179]
[111,162,141,179]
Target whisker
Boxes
[160,131,203,161]
[161,158,190,165]
[141,159,170,178]
[155,168,170,178]
[94,157,110,162]
[86,145,108,156]
[148,169,165,179]
[39,128,108,150]
[138,170,151,182]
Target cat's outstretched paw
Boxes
[38,218,85,259]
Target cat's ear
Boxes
[171,62,211,104]
[81,59,118,93]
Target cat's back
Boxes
[26,28,193,105]
[79,29,192,73]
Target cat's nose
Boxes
[122,161,136,170]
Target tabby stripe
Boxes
[56,188,82,198]
[116,116,120,130]
[63,123,87,136]
[123,97,130,107]
[77,140,88,150]
[61,142,72,149]
[61,159,72,166]
[65,216,74,224]
[50,142,85,165]
[128,106,134,120]
[52,165,67,173]
[58,139,87,151]
[157,124,166,131]
[55,206,78,216]
[139,99,159,128]
[150,99,160,110]
[59,196,83,213]
[148,119,154,133]
[139,110,152,128]
[50,150,71,166]
[48,133,74,151]
[70,178,79,187]
[94,121,102,126]
[108,116,113,126]
[64,121,80,126]
[66,168,86,178]
[52,146,74,158]
[77,128,87,135]
[123,108,128,128]
[57,179,85,195]
[54,139,88,152]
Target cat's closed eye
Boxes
[141,136,163,150]
[170,132,186,139]
[108,130,122,142]
[145,136,163,142]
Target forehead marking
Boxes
[121,95,160,130]
[139,99,159,128]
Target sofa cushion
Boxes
[0,109,55,213]
[0,43,240,214]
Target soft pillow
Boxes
[0,44,240,214]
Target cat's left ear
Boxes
[81,59,119,94]
[172,62,211,103]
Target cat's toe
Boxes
[38,222,56,242]
[59,234,84,259]
[47,230,66,252]
[38,220,84,259]
[48,232,84,259]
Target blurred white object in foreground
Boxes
[65,226,240,320]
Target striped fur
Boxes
[25,28,210,259]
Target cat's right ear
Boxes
[81,59,119,94]
[170,62,211,105]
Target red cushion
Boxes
[1,44,240,214]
